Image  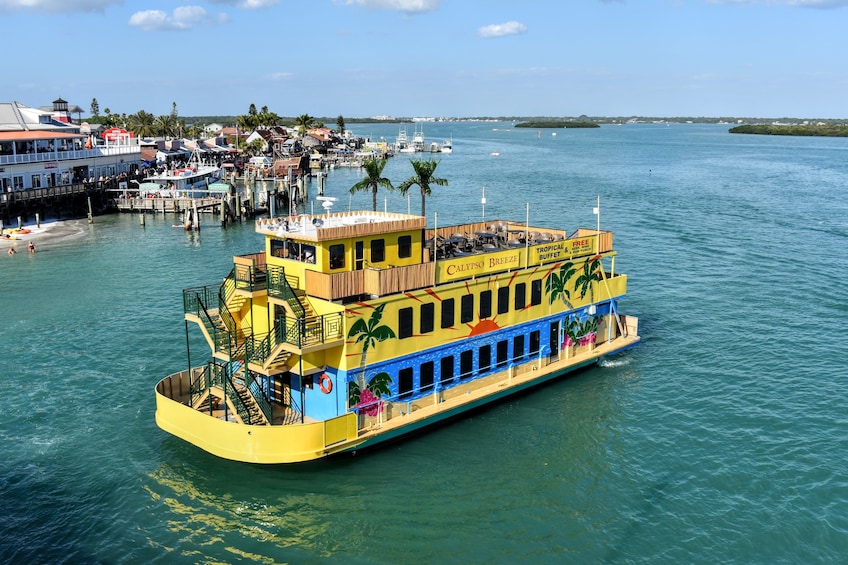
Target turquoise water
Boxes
[2,123,848,563]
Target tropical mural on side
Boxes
[346,303,395,415]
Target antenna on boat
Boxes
[481,186,486,221]
[593,195,600,254]
[316,196,337,217]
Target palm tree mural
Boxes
[397,159,448,218]
[350,158,394,212]
[346,304,396,414]
[575,257,603,304]
[545,261,578,308]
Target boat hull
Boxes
[155,333,639,464]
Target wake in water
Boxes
[598,357,631,369]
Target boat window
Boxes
[514,283,526,311]
[461,294,474,324]
[420,302,434,334]
[479,345,491,374]
[329,244,345,269]
[531,279,542,306]
[270,238,286,258]
[420,361,434,391]
[440,356,455,384]
[398,235,412,258]
[497,286,510,315]
[529,330,541,355]
[398,367,413,398]
[371,238,385,263]
[460,350,473,380]
[398,307,413,339]
[513,335,525,362]
[480,290,492,319]
[496,340,509,368]
[441,298,455,328]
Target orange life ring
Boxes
[318,374,333,394]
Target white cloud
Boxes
[0,0,120,13]
[337,0,441,14]
[128,6,230,31]
[477,21,528,39]
[205,0,279,8]
[267,72,294,80]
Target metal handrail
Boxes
[267,265,305,318]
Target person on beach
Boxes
[28,241,36,253]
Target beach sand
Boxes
[1,218,90,252]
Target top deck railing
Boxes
[0,144,140,166]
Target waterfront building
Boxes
[0,99,142,192]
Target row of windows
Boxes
[270,235,413,270]
[395,330,542,398]
[329,235,412,270]
[397,279,544,338]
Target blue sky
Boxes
[3,0,847,119]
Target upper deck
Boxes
[254,211,614,301]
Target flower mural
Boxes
[346,303,396,410]
[349,372,392,416]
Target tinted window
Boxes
[461,294,474,324]
[513,334,525,361]
[514,283,526,310]
[420,302,434,334]
[460,350,473,379]
[496,340,508,368]
[398,307,413,339]
[329,244,345,269]
[398,367,413,398]
[480,290,492,319]
[529,330,541,355]
[497,286,510,315]
[420,361,434,391]
[531,279,542,306]
[440,356,454,384]
[398,235,412,258]
[479,344,491,373]
[371,238,385,263]
[441,298,455,328]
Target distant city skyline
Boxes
[4,0,848,119]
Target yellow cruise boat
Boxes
[155,208,640,463]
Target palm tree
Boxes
[574,257,603,305]
[346,303,396,406]
[397,159,448,218]
[155,114,177,138]
[127,110,156,138]
[293,114,316,135]
[349,158,394,212]
[545,261,577,307]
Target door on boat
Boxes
[355,241,364,270]
[549,321,560,362]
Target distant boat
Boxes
[411,124,425,152]
[441,138,453,153]
[490,151,500,156]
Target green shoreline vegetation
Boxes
[81,96,848,139]
[728,124,848,137]
[514,121,600,129]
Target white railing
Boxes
[0,145,140,166]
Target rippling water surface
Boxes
[2,123,847,563]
